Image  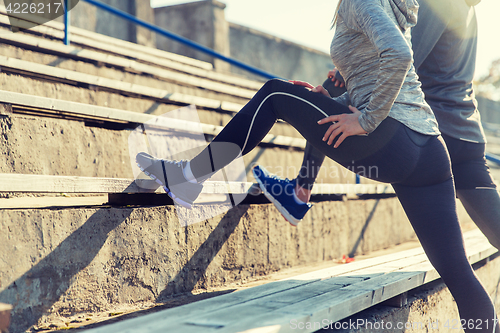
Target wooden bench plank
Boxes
[215,288,381,333]
[79,229,496,333]
[185,279,369,329]
[184,273,421,332]
[341,271,424,305]
[81,280,319,333]
[336,253,429,276]
[0,303,12,332]
[198,231,496,333]
[282,247,424,282]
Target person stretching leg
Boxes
[136,0,498,330]
[271,0,500,254]
[137,78,497,332]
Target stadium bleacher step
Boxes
[78,228,497,333]
[1,7,492,332]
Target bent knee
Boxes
[262,78,292,92]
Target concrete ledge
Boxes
[0,90,304,149]
[0,113,355,184]
[0,198,416,332]
[0,56,243,112]
[0,27,257,99]
[0,6,265,91]
[0,5,214,72]
[75,229,496,333]
[0,173,394,196]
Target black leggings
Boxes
[189,79,497,331]
[301,81,500,252]
[443,134,500,250]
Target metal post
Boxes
[64,0,70,45]
[486,152,500,165]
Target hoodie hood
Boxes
[388,0,419,30]
[465,0,481,6]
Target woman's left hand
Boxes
[318,105,367,148]
[290,80,331,98]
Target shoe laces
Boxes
[268,174,293,185]
[160,158,187,168]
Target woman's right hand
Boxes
[327,69,345,88]
[318,105,367,148]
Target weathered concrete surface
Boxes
[155,0,231,73]
[0,31,251,107]
[69,0,156,48]
[229,23,334,84]
[154,0,333,83]
[0,197,480,332]
[0,114,353,184]
[322,254,500,333]
[0,197,419,332]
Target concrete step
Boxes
[0,6,263,90]
[76,229,497,333]
[0,55,243,112]
[0,90,359,184]
[0,24,255,106]
[0,197,419,332]
[0,54,302,139]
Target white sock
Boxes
[293,189,307,205]
[182,161,198,184]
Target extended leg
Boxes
[136,79,399,208]
[444,134,500,250]
[189,79,392,182]
[458,188,500,249]
[393,179,498,333]
[190,79,400,183]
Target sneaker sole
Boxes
[136,159,193,209]
[252,169,300,226]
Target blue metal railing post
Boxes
[486,152,500,165]
[80,0,281,80]
[64,0,70,45]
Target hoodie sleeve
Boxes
[332,91,351,108]
[339,0,413,133]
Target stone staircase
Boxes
[0,7,490,332]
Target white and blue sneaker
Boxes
[136,152,203,209]
[252,165,312,226]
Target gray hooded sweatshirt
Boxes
[331,0,440,135]
[412,0,484,142]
